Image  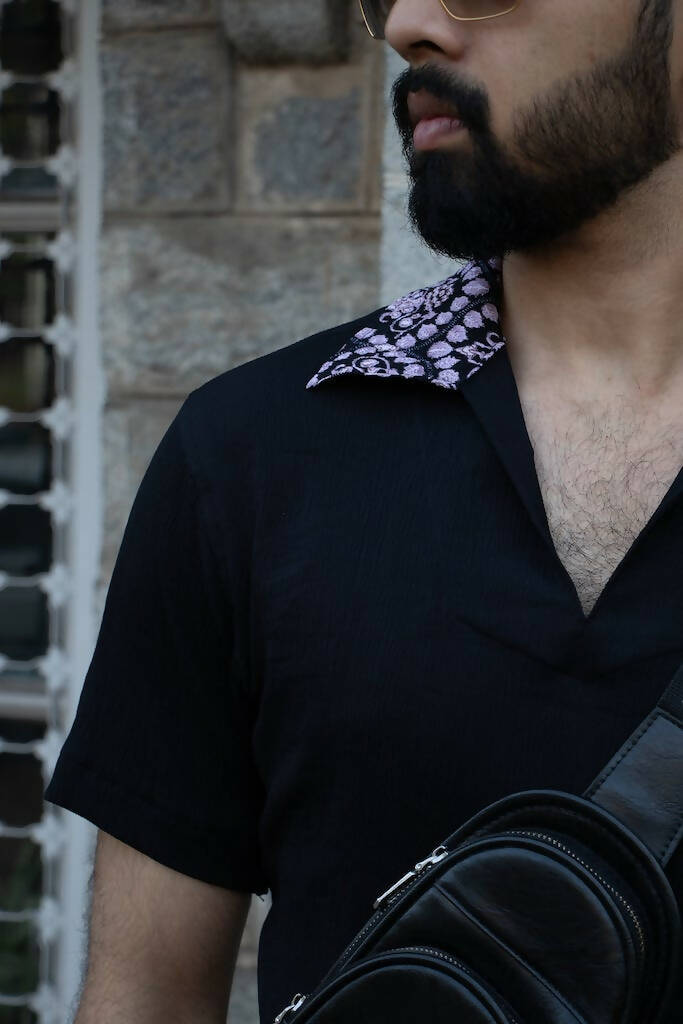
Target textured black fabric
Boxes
[44,312,683,1024]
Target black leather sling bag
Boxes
[273,663,683,1024]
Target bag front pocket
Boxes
[285,944,530,1024]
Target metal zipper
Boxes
[374,845,450,909]
[505,830,646,956]
[273,992,307,1023]
[389,944,471,969]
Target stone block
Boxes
[221,0,350,64]
[236,62,375,212]
[102,0,218,31]
[101,400,184,576]
[101,30,232,210]
[100,215,380,397]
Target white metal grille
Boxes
[0,2,82,1021]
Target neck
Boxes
[499,155,683,409]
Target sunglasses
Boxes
[359,0,520,39]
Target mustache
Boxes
[392,62,490,145]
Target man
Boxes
[46,0,683,1021]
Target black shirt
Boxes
[45,257,683,1022]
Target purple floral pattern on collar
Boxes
[306,256,506,392]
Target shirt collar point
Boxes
[307,256,505,394]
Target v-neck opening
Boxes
[459,346,683,625]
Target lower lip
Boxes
[413,116,466,149]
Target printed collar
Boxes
[306,256,506,392]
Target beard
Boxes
[391,0,680,262]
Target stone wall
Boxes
[97,2,384,1020]
[99,0,384,568]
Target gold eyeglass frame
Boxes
[359,0,520,38]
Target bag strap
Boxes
[583,663,683,868]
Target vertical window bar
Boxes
[0,2,77,1021]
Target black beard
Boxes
[392,0,680,262]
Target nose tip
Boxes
[383,0,470,60]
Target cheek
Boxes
[486,51,578,142]
[481,39,553,136]
[485,73,534,142]
[480,2,636,137]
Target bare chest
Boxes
[518,396,683,617]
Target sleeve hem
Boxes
[44,748,270,897]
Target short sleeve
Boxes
[44,405,269,896]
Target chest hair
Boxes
[518,393,683,616]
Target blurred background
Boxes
[0,1,453,1021]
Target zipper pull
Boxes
[273,992,306,1023]
[373,845,449,909]
[414,846,449,872]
